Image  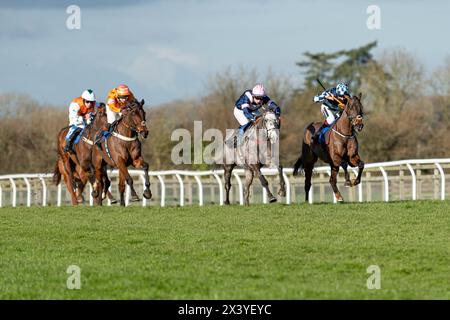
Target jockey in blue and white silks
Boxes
[233,84,281,145]
[312,82,351,142]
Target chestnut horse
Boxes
[91,99,151,206]
[293,94,365,202]
[53,104,116,204]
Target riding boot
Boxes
[64,129,80,153]
[313,123,328,143]
[97,121,116,144]
[236,126,245,147]
[236,122,252,147]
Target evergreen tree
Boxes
[331,41,378,89]
[296,51,340,89]
[296,41,379,91]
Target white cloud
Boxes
[146,45,200,66]
[119,45,201,90]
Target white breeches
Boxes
[321,104,335,125]
[234,107,250,126]
[106,105,121,124]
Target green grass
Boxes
[0,201,449,299]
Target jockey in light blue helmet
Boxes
[336,82,350,96]
[312,82,351,142]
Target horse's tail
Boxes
[293,154,303,176]
[53,158,61,186]
[293,140,311,176]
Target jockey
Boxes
[312,82,351,142]
[64,89,96,153]
[233,84,281,145]
[105,84,135,132]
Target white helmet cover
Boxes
[81,89,96,102]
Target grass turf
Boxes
[0,201,449,299]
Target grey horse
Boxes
[223,108,286,205]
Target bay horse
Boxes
[53,104,116,205]
[293,93,365,202]
[223,108,286,205]
[91,99,151,206]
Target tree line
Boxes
[0,43,449,174]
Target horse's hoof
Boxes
[131,196,140,202]
[278,190,286,197]
[344,181,352,187]
[269,197,277,203]
[109,198,118,204]
[77,196,84,204]
[353,179,360,186]
[143,189,152,200]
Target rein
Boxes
[330,98,360,140]
[112,113,138,142]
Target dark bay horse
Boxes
[91,99,151,206]
[223,108,286,205]
[54,104,116,204]
[293,94,365,202]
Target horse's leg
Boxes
[61,157,78,205]
[252,165,276,203]
[224,164,235,205]
[133,157,152,200]
[243,167,254,206]
[76,174,89,203]
[330,165,344,202]
[117,170,127,206]
[278,165,286,197]
[117,161,139,202]
[349,155,364,186]
[90,151,104,205]
[304,164,314,203]
[341,161,352,187]
[75,160,92,203]
[297,142,317,203]
[93,166,104,206]
[103,168,117,204]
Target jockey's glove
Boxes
[243,108,256,122]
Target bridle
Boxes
[343,97,364,128]
[262,109,280,142]
[332,96,364,139]
[119,106,147,136]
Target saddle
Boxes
[226,118,261,148]
[318,125,332,145]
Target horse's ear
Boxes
[140,99,145,106]
[358,92,362,100]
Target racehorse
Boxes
[223,108,286,205]
[54,104,116,205]
[293,93,365,202]
[91,99,151,206]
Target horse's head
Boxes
[262,108,280,144]
[345,93,364,132]
[92,103,108,130]
[121,99,149,139]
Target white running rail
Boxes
[0,158,449,207]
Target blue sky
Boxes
[0,0,449,107]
